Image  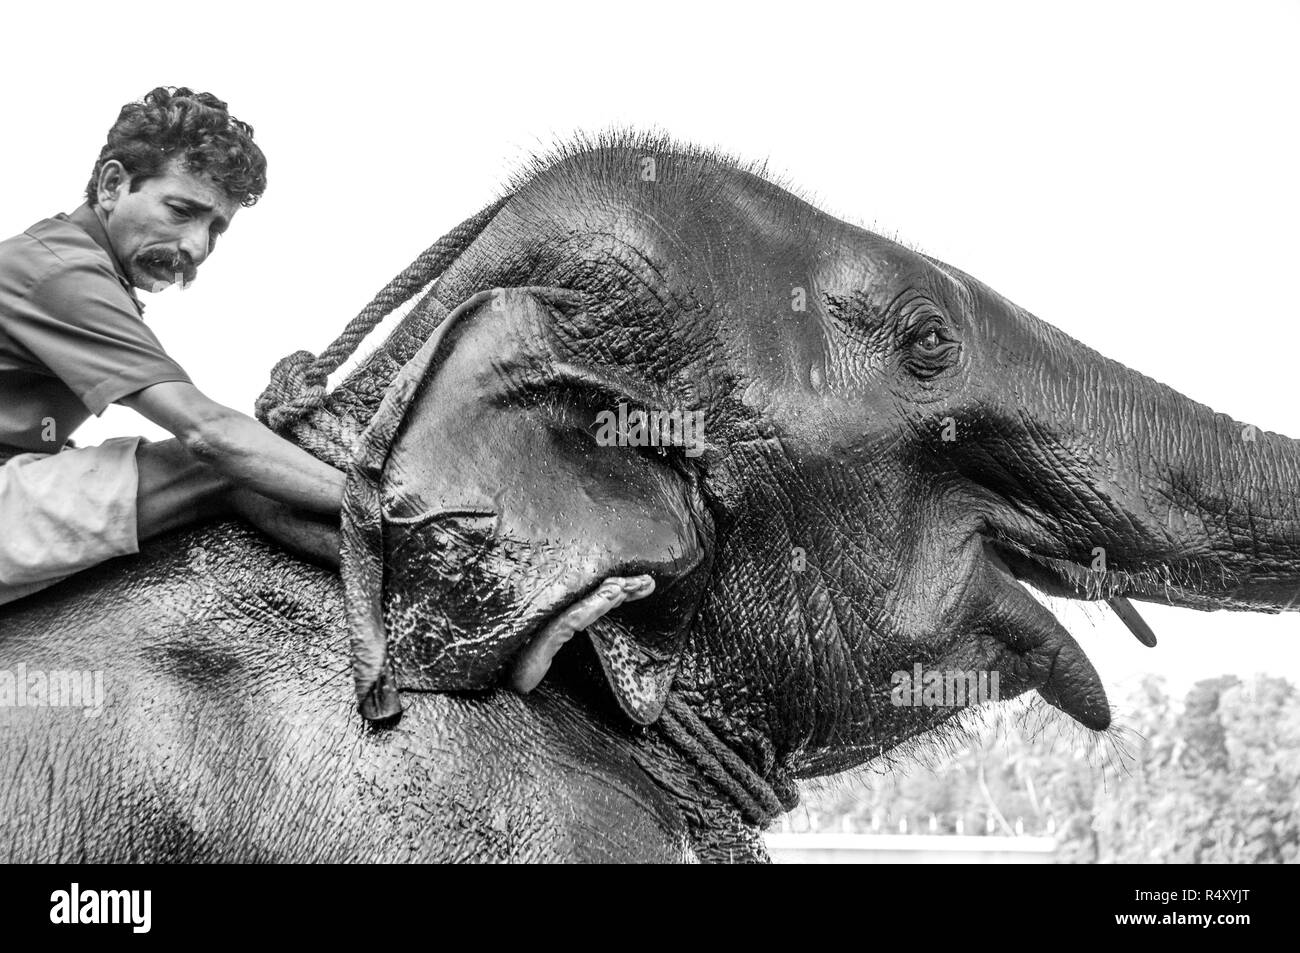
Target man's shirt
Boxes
[0,203,190,457]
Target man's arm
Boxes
[227,487,341,569]
[121,380,344,515]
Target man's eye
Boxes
[169,205,190,219]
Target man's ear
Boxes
[95,160,129,212]
[342,287,713,725]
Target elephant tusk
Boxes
[1107,596,1158,647]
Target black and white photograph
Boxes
[0,0,1294,921]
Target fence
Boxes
[765,832,1058,863]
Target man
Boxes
[0,86,343,606]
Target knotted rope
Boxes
[254,196,511,466]
[253,197,799,831]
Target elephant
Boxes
[2,133,1297,863]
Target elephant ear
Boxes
[341,287,712,724]
[341,289,500,720]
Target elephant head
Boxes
[328,136,1300,794]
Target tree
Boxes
[793,674,1300,864]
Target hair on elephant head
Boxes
[325,132,1300,788]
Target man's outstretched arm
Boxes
[131,438,341,567]
[122,380,344,515]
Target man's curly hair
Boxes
[85,86,267,208]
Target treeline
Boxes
[789,674,1300,863]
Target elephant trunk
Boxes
[1113,372,1300,611]
[982,302,1300,614]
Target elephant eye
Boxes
[906,319,960,378]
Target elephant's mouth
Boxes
[974,535,1159,731]
[985,533,1159,642]
[985,536,1111,601]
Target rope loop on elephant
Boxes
[253,195,511,454]
[657,695,799,826]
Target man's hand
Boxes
[228,488,340,568]
[122,381,344,515]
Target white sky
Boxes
[2,0,1297,700]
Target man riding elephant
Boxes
[0,86,345,604]
[3,134,1298,862]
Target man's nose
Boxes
[178,224,210,267]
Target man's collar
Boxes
[61,203,145,315]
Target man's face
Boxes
[96,156,241,293]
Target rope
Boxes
[254,196,510,452]
[656,694,799,827]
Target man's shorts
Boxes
[0,436,142,606]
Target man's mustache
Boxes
[138,251,197,286]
